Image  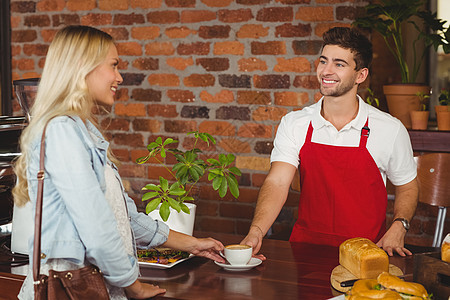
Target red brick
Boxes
[200,90,234,103]
[199,121,236,136]
[10,16,21,29]
[214,41,245,55]
[256,7,293,22]
[254,74,290,89]
[166,57,194,70]
[148,74,180,86]
[132,57,159,70]
[24,15,50,27]
[165,26,197,38]
[11,30,37,43]
[11,1,36,13]
[220,202,254,219]
[218,9,253,23]
[23,44,48,56]
[238,123,272,138]
[167,90,195,103]
[182,137,216,152]
[198,217,235,234]
[40,29,58,43]
[16,58,34,70]
[236,24,269,39]
[130,149,150,163]
[114,103,146,117]
[114,13,145,25]
[52,14,80,26]
[235,187,259,203]
[132,88,160,102]
[113,133,145,147]
[147,104,178,117]
[145,42,175,55]
[237,0,270,4]
[111,148,130,162]
[130,0,162,8]
[81,13,112,26]
[147,11,180,24]
[274,57,311,73]
[238,58,268,72]
[102,27,129,40]
[293,75,320,89]
[336,6,361,21]
[131,26,160,40]
[177,42,210,55]
[166,0,195,7]
[180,10,216,23]
[275,23,312,38]
[67,0,96,11]
[184,74,215,87]
[251,41,286,55]
[317,0,356,3]
[275,91,309,106]
[116,88,129,102]
[147,165,174,180]
[11,45,21,56]
[195,199,219,217]
[198,25,231,39]
[132,119,162,132]
[295,6,334,22]
[201,0,234,7]
[116,42,142,56]
[118,164,147,178]
[237,91,271,105]
[99,0,128,10]
[251,173,267,187]
[196,58,229,72]
[277,0,310,3]
[36,0,65,11]
[100,118,130,131]
[164,120,197,133]
[253,106,288,121]
[218,138,251,153]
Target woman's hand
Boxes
[124,279,166,299]
[162,230,225,263]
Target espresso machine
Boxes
[5,78,39,255]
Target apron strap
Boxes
[359,118,370,148]
[305,122,314,144]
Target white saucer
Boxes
[214,257,262,271]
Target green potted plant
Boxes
[136,131,242,234]
[353,0,450,129]
[364,88,380,108]
[410,91,430,130]
[436,88,450,130]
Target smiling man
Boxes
[242,27,419,257]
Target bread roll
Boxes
[442,242,450,263]
[339,237,389,279]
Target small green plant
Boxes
[136,131,242,221]
[439,88,450,106]
[416,91,430,111]
[365,88,380,108]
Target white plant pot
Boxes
[148,202,196,236]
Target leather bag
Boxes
[33,120,110,300]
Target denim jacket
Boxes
[26,116,169,287]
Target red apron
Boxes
[289,119,387,246]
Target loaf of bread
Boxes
[442,242,450,263]
[339,237,389,279]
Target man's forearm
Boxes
[393,178,419,222]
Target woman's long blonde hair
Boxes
[13,26,115,206]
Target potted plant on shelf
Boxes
[436,88,450,130]
[364,88,380,108]
[410,91,430,130]
[136,131,242,235]
[353,0,450,129]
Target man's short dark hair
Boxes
[322,27,372,71]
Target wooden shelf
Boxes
[408,129,450,153]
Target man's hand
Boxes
[376,221,412,256]
[241,225,266,261]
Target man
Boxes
[242,27,418,257]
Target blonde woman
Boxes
[13,25,225,299]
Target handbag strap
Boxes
[32,121,50,283]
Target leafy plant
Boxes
[439,88,450,105]
[416,91,430,111]
[365,88,380,108]
[137,131,242,221]
[353,0,450,84]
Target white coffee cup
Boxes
[223,244,252,266]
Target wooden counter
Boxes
[0,232,438,300]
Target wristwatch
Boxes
[393,218,410,231]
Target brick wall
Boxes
[10,0,448,246]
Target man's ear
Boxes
[355,68,369,85]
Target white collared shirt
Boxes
[271,96,417,186]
